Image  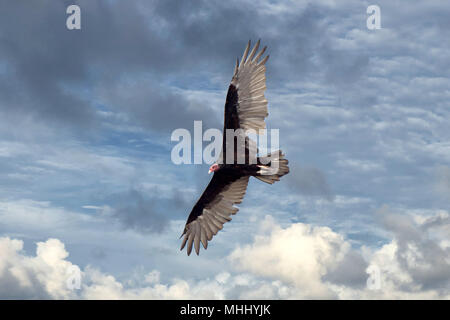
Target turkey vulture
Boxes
[180,40,289,255]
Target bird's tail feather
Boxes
[254,150,289,184]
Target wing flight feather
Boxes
[180,175,250,255]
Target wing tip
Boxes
[180,223,205,256]
[239,40,251,67]
[235,40,269,74]
[259,54,270,66]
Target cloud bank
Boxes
[1,213,448,300]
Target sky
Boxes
[0,0,449,299]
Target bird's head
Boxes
[208,163,220,174]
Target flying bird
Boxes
[180,40,289,255]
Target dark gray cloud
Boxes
[102,185,194,234]
[96,77,220,134]
[0,1,94,131]
[2,0,448,143]
[286,164,334,200]
[0,0,341,136]
[324,250,368,288]
[0,0,223,134]
[104,188,169,234]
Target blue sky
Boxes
[0,0,449,299]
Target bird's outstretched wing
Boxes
[180,40,269,255]
[220,40,269,163]
[180,170,249,255]
[224,39,269,132]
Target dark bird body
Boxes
[180,40,290,255]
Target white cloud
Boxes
[1,212,447,300]
[228,215,350,298]
[0,237,79,299]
